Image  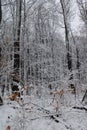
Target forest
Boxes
[0,0,87,130]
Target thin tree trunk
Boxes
[60,0,72,72]
[0,0,2,24]
[14,0,22,77]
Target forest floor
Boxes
[0,93,87,130]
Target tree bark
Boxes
[0,0,2,24]
[14,0,22,77]
[60,0,72,71]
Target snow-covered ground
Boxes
[0,94,87,130]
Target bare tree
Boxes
[59,0,72,72]
[77,0,87,25]
[14,0,22,77]
[77,0,87,80]
[0,0,2,24]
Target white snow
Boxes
[0,94,87,130]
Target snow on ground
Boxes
[0,104,17,130]
[0,95,87,130]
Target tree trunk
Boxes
[60,0,72,72]
[76,47,80,79]
[0,0,2,24]
[14,0,22,77]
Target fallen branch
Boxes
[30,102,59,123]
[73,106,87,112]
[17,100,74,130]
[29,102,74,130]
[82,90,87,103]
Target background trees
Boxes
[77,0,87,81]
[0,0,87,97]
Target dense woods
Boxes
[0,0,87,93]
[0,0,87,129]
